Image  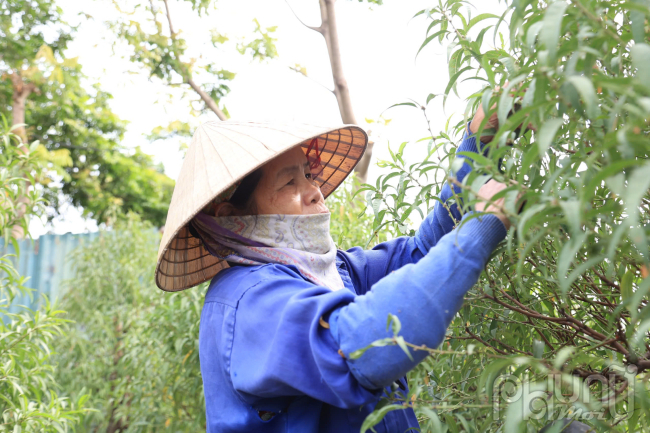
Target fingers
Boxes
[474,179,514,229]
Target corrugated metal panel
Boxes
[1,232,99,312]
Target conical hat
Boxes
[155,120,368,292]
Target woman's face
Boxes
[250,146,328,216]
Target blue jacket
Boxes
[198,127,507,432]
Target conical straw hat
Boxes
[155,120,368,292]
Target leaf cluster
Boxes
[53,216,206,432]
[0,3,175,227]
[0,120,90,432]
[359,0,650,430]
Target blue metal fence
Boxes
[2,232,99,312]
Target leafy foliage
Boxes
[109,0,279,126]
[53,217,205,432]
[327,175,390,250]
[0,119,89,432]
[0,0,175,226]
[358,0,650,431]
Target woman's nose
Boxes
[303,178,323,205]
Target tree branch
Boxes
[149,0,158,23]
[464,326,509,355]
[161,0,227,121]
[288,65,334,94]
[187,78,227,121]
[162,0,176,37]
[321,0,355,125]
[284,0,323,33]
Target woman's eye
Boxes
[285,179,295,186]
[305,173,312,180]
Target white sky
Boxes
[30,0,506,236]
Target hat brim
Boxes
[155,122,368,292]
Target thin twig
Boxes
[284,0,323,33]
[288,65,334,94]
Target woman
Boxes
[155,107,511,432]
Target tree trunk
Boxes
[318,0,372,184]
[9,72,35,144]
[8,72,37,240]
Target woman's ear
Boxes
[213,201,236,217]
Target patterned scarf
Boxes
[191,212,344,291]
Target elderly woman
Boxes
[155,106,512,432]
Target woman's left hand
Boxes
[469,101,499,144]
[469,85,535,144]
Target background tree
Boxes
[284,0,385,184]
[355,0,650,431]
[0,118,89,432]
[108,0,279,146]
[110,0,384,185]
[0,0,174,227]
[53,215,205,433]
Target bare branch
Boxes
[187,78,227,121]
[284,0,324,33]
[148,0,158,21]
[161,0,227,120]
[288,65,334,94]
[464,326,509,355]
[162,0,176,37]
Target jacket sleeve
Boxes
[342,123,490,294]
[228,265,383,409]
[329,211,506,391]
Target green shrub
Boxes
[358,0,650,431]
[53,217,205,432]
[328,174,390,250]
[0,118,88,432]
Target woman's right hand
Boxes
[474,179,512,230]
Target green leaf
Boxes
[467,13,499,31]
[387,102,418,110]
[631,43,650,90]
[540,1,568,64]
[557,232,588,295]
[621,270,634,307]
[416,30,446,57]
[567,75,599,119]
[533,340,545,359]
[386,313,401,335]
[553,346,575,370]
[418,407,443,431]
[625,163,650,222]
[443,413,460,433]
[632,319,650,355]
[559,200,581,236]
[360,404,406,433]
[536,118,563,157]
[444,66,473,105]
[395,336,414,361]
[526,21,544,50]
[631,11,646,43]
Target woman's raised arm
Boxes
[340,121,491,295]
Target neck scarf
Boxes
[191,212,344,291]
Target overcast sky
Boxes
[30,0,506,236]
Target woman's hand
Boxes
[474,179,512,230]
[469,101,499,144]
[469,85,534,144]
